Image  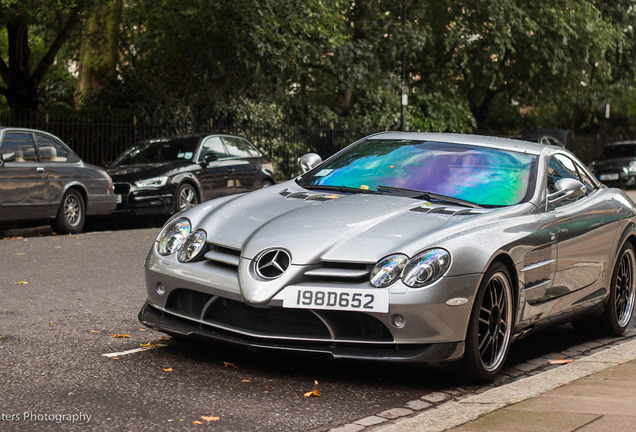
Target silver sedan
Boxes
[139,132,636,381]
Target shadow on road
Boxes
[0,214,168,239]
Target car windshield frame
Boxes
[298,139,538,207]
[110,137,200,167]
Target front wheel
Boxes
[174,183,199,213]
[599,242,636,335]
[462,262,514,382]
[52,189,85,234]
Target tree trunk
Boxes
[74,0,123,108]
[2,19,39,113]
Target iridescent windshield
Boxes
[300,139,537,206]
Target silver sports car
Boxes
[139,132,636,381]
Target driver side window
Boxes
[547,154,586,207]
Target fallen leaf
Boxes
[112,334,131,338]
[201,415,220,422]
[548,359,573,365]
[18,281,29,285]
[158,335,171,341]
[163,368,173,372]
[90,330,100,333]
[304,390,321,398]
[242,379,251,383]
[193,420,203,425]
[223,362,238,368]
[139,328,148,331]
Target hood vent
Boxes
[279,188,335,201]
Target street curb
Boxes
[370,337,636,432]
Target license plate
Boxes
[599,173,619,181]
[283,287,389,313]
[116,194,122,204]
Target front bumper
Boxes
[139,301,465,364]
[113,182,174,215]
[140,246,481,365]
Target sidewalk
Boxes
[372,337,636,432]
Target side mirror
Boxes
[546,178,586,209]
[1,152,16,166]
[201,153,219,166]
[298,153,322,174]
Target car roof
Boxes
[607,140,636,146]
[366,131,550,156]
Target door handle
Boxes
[36,167,45,174]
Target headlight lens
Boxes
[157,218,191,256]
[177,229,207,262]
[135,176,168,188]
[370,254,408,288]
[402,249,451,287]
[628,161,636,173]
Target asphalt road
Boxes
[0,219,635,431]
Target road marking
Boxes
[103,343,167,358]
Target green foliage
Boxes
[1,0,636,140]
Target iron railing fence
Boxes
[0,112,625,177]
[0,113,382,179]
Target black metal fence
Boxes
[0,112,615,177]
[0,113,382,179]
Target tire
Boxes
[52,189,85,234]
[174,183,199,213]
[599,242,636,335]
[260,180,274,188]
[462,262,514,382]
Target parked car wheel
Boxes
[52,189,85,234]
[600,242,636,335]
[175,183,199,213]
[462,262,513,382]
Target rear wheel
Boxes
[599,242,636,335]
[462,262,514,382]
[52,189,85,234]
[174,183,199,213]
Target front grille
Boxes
[164,288,392,341]
[113,183,131,210]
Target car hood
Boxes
[107,160,192,182]
[191,182,501,265]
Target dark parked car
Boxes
[107,134,276,215]
[0,127,117,233]
[589,140,636,188]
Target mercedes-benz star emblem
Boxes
[256,249,291,279]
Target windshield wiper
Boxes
[303,184,381,194]
[376,185,482,208]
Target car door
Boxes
[0,131,51,221]
[196,136,236,200]
[544,154,618,300]
[221,136,261,192]
[34,132,81,209]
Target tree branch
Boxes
[32,4,85,84]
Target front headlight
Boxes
[177,229,207,262]
[402,249,451,287]
[370,254,408,288]
[157,217,191,256]
[135,176,168,188]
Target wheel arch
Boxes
[483,252,519,313]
